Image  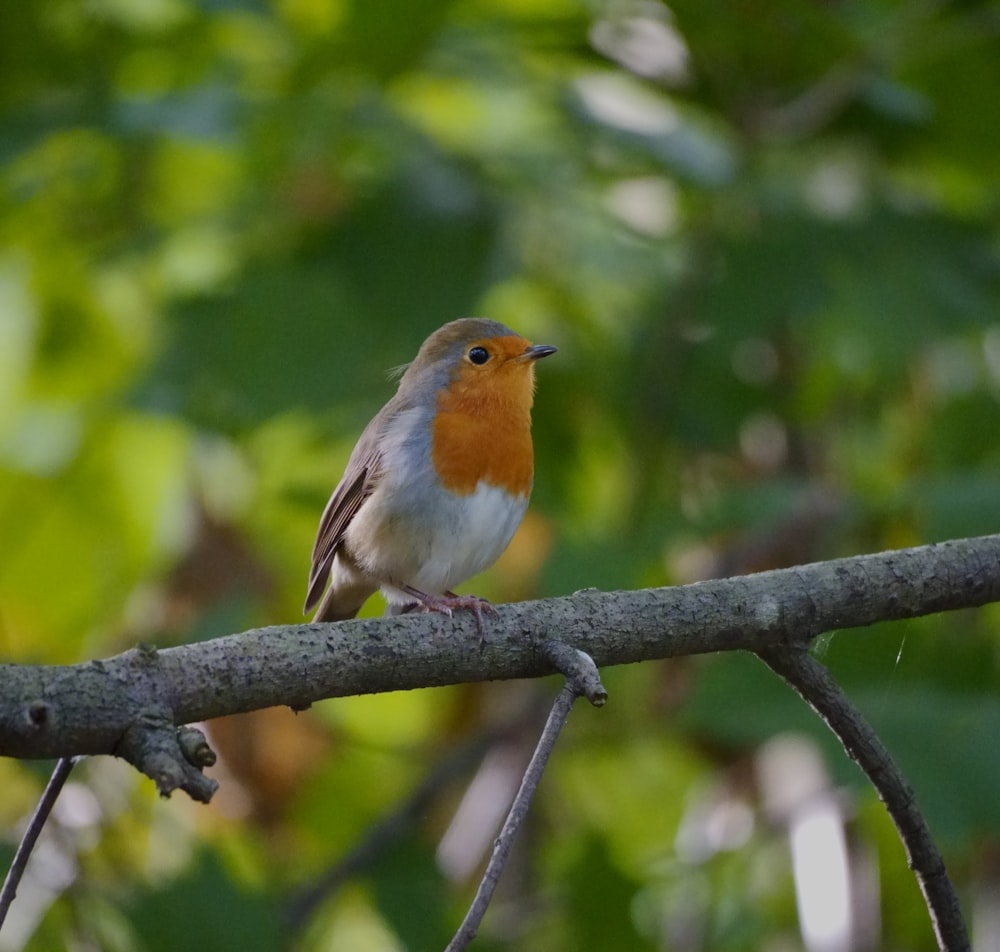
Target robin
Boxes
[304,317,556,624]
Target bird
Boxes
[304,317,556,625]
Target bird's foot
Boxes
[399,587,496,639]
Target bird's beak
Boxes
[522,343,558,361]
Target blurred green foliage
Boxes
[2,0,999,949]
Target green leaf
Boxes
[369,834,451,950]
[128,851,281,952]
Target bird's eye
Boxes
[468,346,490,365]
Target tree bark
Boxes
[2,534,998,766]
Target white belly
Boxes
[345,478,528,604]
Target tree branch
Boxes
[445,646,606,951]
[0,756,76,930]
[758,646,970,952]
[2,535,999,769]
[3,535,995,949]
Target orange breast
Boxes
[431,364,536,497]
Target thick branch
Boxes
[2,534,999,762]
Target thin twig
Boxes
[757,646,970,952]
[0,756,77,933]
[444,686,576,951]
[445,646,606,951]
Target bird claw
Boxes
[443,592,497,641]
[400,589,496,640]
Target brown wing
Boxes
[303,433,383,614]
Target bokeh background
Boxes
[2,1,1000,949]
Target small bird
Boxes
[305,318,556,624]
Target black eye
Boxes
[468,346,490,365]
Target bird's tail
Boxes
[305,552,375,622]
[309,584,374,622]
